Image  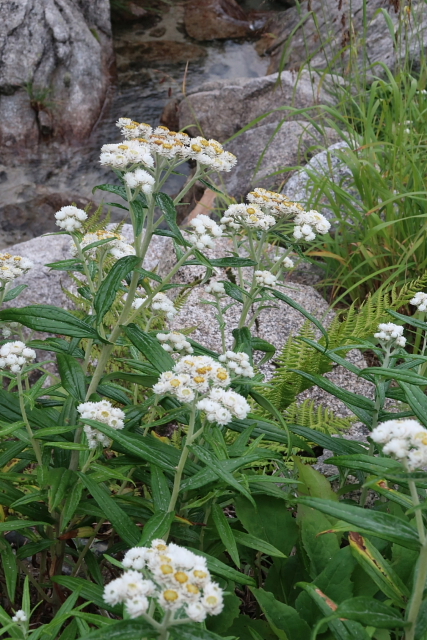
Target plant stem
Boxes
[16,374,43,467]
[167,401,197,518]
[406,479,427,640]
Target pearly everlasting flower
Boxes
[197,388,250,424]
[372,419,427,470]
[153,355,231,399]
[12,610,27,623]
[116,118,153,140]
[374,323,406,348]
[123,168,155,194]
[189,214,223,251]
[283,257,294,269]
[0,341,36,373]
[104,541,223,621]
[410,292,427,312]
[55,206,87,232]
[157,331,193,355]
[218,350,255,378]
[100,141,154,169]
[293,209,331,241]
[71,230,135,261]
[255,270,277,287]
[220,204,276,231]
[132,292,176,321]
[205,281,226,297]
[0,253,33,283]
[247,188,305,217]
[187,136,237,172]
[77,400,125,449]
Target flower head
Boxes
[189,214,223,251]
[220,204,276,231]
[218,350,254,378]
[374,323,406,348]
[293,209,330,241]
[12,610,27,623]
[123,168,155,194]
[254,270,277,287]
[372,419,427,470]
[77,400,125,449]
[0,341,36,373]
[410,292,427,312]
[157,331,193,355]
[0,253,33,283]
[55,206,87,232]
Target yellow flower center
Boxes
[170,379,181,388]
[187,583,200,595]
[193,376,206,384]
[216,369,228,381]
[118,144,128,149]
[191,144,202,153]
[174,571,188,584]
[206,596,218,605]
[164,589,179,602]
[193,570,208,579]
[161,564,174,575]
[163,143,173,149]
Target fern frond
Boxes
[83,204,111,233]
[284,399,354,434]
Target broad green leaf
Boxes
[298,505,340,578]
[295,458,338,501]
[154,192,189,246]
[0,520,49,531]
[139,510,175,545]
[229,417,314,453]
[0,306,103,340]
[78,473,140,546]
[327,454,402,476]
[92,183,128,200]
[189,444,255,505]
[250,336,276,364]
[212,503,240,566]
[233,530,286,558]
[223,280,248,303]
[46,259,84,272]
[16,539,52,560]
[94,255,140,321]
[64,619,158,639]
[45,442,87,450]
[252,588,311,640]
[0,538,17,602]
[57,353,86,402]
[169,624,225,640]
[361,367,427,386]
[298,497,420,550]
[290,370,375,412]
[122,324,174,372]
[130,199,145,237]
[210,257,257,267]
[150,465,171,512]
[400,382,427,427]
[336,597,408,628]
[187,548,256,586]
[235,496,298,557]
[299,583,370,640]
[3,284,28,302]
[349,532,410,605]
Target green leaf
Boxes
[94,256,140,321]
[233,530,286,558]
[46,259,84,272]
[270,289,328,341]
[298,505,340,578]
[250,336,276,364]
[92,183,128,200]
[289,370,375,412]
[0,306,103,340]
[235,496,298,557]
[295,458,338,501]
[223,280,248,303]
[212,503,240,566]
[150,465,171,512]
[75,620,158,640]
[3,284,28,303]
[336,597,408,629]
[0,538,17,602]
[169,624,225,640]
[122,324,174,373]
[210,257,258,268]
[57,353,86,402]
[289,425,368,455]
[45,442,87,450]
[199,178,225,195]
[400,382,427,427]
[252,588,311,640]
[131,200,145,237]
[297,497,420,550]
[189,445,255,505]
[348,532,409,605]
[0,520,50,532]
[139,510,175,545]
[361,367,427,386]
[78,473,140,546]
[228,417,313,453]
[154,192,189,246]
[187,548,256,586]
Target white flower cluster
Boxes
[132,292,176,321]
[220,204,276,231]
[374,323,406,348]
[254,270,277,287]
[104,540,224,622]
[123,168,155,194]
[247,188,305,217]
[55,206,88,232]
[109,120,236,172]
[410,292,427,312]
[197,388,251,425]
[77,400,125,449]
[0,253,33,283]
[293,210,331,241]
[205,281,226,297]
[372,419,427,470]
[282,257,295,269]
[153,355,234,405]
[73,230,135,261]
[0,341,36,373]
[12,611,27,623]
[157,331,193,355]
[100,140,154,170]
[218,350,255,378]
[189,214,223,250]
[1,322,18,339]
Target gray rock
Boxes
[183,0,251,41]
[178,71,336,141]
[267,0,427,76]
[223,119,340,198]
[0,0,113,152]
[283,141,362,222]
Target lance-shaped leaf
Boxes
[298,497,420,550]
[139,511,175,546]
[233,530,286,558]
[122,324,174,372]
[94,255,140,321]
[269,288,328,341]
[335,597,408,629]
[212,503,240,567]
[400,382,427,428]
[0,305,103,340]
[57,353,86,402]
[154,192,189,246]
[348,532,409,605]
[252,588,311,640]
[187,548,256,586]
